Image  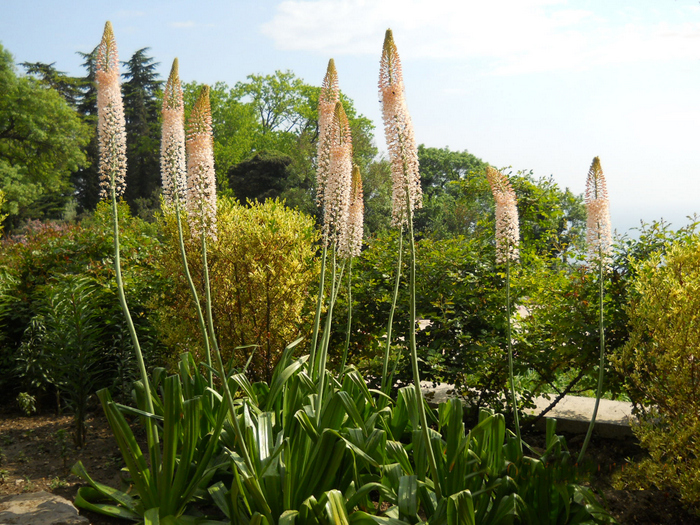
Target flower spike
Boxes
[340,164,364,258]
[486,167,520,264]
[322,101,353,247]
[96,21,127,200]
[317,59,340,208]
[186,85,217,240]
[379,29,422,227]
[585,157,612,262]
[161,58,187,207]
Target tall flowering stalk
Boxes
[379,29,440,499]
[309,59,341,374]
[339,164,364,378]
[486,166,522,449]
[161,59,212,386]
[314,100,353,419]
[378,29,424,394]
[96,21,158,459]
[185,86,255,472]
[578,156,612,463]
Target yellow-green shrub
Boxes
[612,236,700,514]
[158,197,319,382]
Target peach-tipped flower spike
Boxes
[186,85,217,240]
[323,101,353,247]
[340,164,364,259]
[161,58,187,207]
[96,21,127,200]
[585,157,612,261]
[379,29,422,228]
[486,167,520,264]
[316,59,340,208]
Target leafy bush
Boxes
[612,235,700,513]
[345,232,520,415]
[0,202,170,405]
[157,197,320,382]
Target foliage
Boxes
[183,72,377,220]
[0,44,91,229]
[157,197,320,382]
[16,392,37,415]
[71,48,101,213]
[346,232,518,415]
[73,352,229,522]
[612,235,700,513]
[121,48,163,217]
[228,150,299,205]
[77,347,615,524]
[21,61,85,108]
[0,202,170,402]
[40,275,112,447]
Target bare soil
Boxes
[1,409,699,524]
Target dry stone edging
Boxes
[0,491,88,525]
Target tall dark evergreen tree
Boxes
[71,48,100,212]
[121,48,162,216]
[21,62,84,108]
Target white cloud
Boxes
[171,21,197,28]
[260,0,700,75]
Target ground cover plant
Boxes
[4,15,700,525]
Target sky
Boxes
[1,0,699,236]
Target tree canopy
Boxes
[0,44,90,228]
[184,70,377,219]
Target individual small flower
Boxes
[486,167,519,264]
[379,29,422,228]
[161,58,187,207]
[316,58,339,208]
[96,21,127,200]
[585,156,612,261]
[322,101,353,247]
[186,85,217,240]
[339,164,364,258]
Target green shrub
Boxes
[0,202,170,404]
[345,232,520,416]
[613,235,700,514]
[157,197,319,382]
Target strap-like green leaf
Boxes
[447,490,476,525]
[73,486,141,521]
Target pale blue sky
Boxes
[2,0,699,235]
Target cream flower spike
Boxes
[96,21,127,200]
[186,85,217,240]
[340,164,364,259]
[323,101,352,247]
[379,29,422,228]
[585,157,612,262]
[317,59,340,209]
[486,167,520,264]
[161,58,187,207]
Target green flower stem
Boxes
[578,247,605,463]
[309,243,328,381]
[201,231,255,473]
[381,229,403,394]
[339,257,353,381]
[316,246,345,424]
[505,255,522,451]
[407,214,441,500]
[174,200,212,388]
[110,191,159,465]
